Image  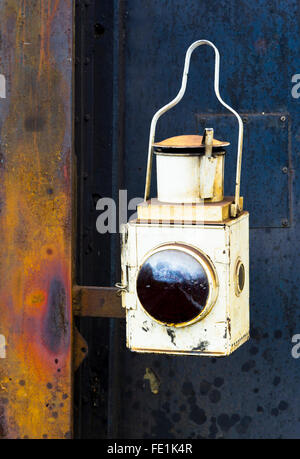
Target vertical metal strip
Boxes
[0,0,73,439]
[108,0,126,439]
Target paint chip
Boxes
[0,335,6,358]
[0,75,6,99]
[144,367,160,394]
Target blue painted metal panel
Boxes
[195,113,291,228]
[110,0,300,439]
[75,0,300,439]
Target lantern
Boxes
[117,40,249,356]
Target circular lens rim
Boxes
[136,242,219,327]
[235,257,245,296]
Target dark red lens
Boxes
[136,249,209,325]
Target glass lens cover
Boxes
[136,249,210,325]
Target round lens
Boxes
[136,249,210,325]
[238,262,245,293]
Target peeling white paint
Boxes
[0,74,6,99]
[123,214,250,356]
[0,335,6,358]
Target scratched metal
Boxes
[196,113,291,228]
[0,1,73,439]
[75,0,300,439]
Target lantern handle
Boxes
[144,39,243,217]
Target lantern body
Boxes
[155,151,225,203]
[121,212,249,356]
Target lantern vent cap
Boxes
[153,134,230,149]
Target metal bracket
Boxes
[72,285,125,318]
[73,327,88,371]
[72,286,124,372]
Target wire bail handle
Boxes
[143,39,243,217]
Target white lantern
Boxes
[117,40,249,356]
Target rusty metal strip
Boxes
[73,286,124,318]
[0,0,73,439]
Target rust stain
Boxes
[0,0,73,439]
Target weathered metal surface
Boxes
[196,113,291,228]
[75,0,300,440]
[113,0,300,439]
[74,0,120,439]
[0,0,73,439]
[73,285,124,318]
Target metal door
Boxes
[75,0,300,438]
